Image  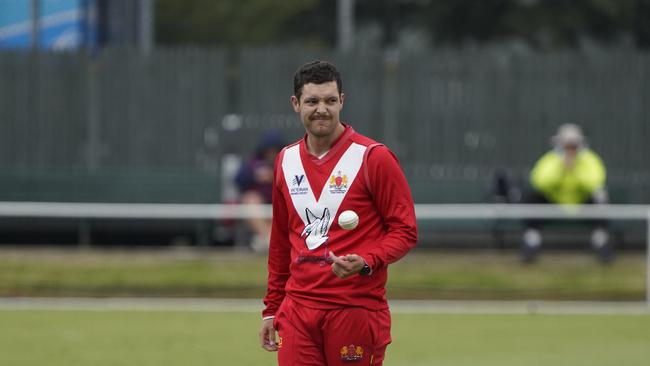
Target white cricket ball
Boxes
[338,210,359,230]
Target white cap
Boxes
[551,123,585,147]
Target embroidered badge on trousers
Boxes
[340,344,363,362]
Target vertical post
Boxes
[337,0,355,52]
[79,219,92,247]
[83,0,99,54]
[84,1,101,171]
[85,58,101,172]
[381,51,399,151]
[646,210,650,309]
[138,0,153,54]
[30,0,40,49]
[196,220,211,247]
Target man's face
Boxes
[563,143,578,155]
[562,143,578,168]
[291,81,344,138]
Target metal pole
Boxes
[85,58,101,172]
[79,219,92,247]
[138,0,154,54]
[83,0,98,54]
[381,51,399,152]
[337,0,355,52]
[30,0,40,49]
[646,210,650,309]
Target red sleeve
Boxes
[358,145,418,271]
[262,152,292,318]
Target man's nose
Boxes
[316,102,328,113]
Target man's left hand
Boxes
[329,251,365,279]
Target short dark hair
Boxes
[293,60,342,101]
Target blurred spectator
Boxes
[235,130,286,252]
[521,123,611,263]
[492,168,522,203]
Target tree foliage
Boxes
[155,0,323,46]
[416,0,637,48]
[155,0,650,49]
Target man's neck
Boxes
[306,124,345,157]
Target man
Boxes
[521,123,610,263]
[234,130,286,252]
[258,60,418,365]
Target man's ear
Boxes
[340,93,345,108]
[290,95,300,112]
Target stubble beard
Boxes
[306,117,337,138]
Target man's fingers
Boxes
[262,333,278,352]
[344,254,362,262]
[331,262,345,278]
[330,252,348,276]
[332,251,359,264]
[331,263,349,279]
[259,327,269,347]
[331,263,352,279]
[331,267,342,278]
[331,251,364,279]
[263,344,278,352]
[329,251,342,263]
[259,320,278,352]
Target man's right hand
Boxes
[259,318,278,352]
[562,146,577,169]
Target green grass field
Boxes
[1,248,648,365]
[0,248,646,300]
[1,310,649,366]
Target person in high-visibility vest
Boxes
[522,123,611,263]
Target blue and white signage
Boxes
[0,0,97,50]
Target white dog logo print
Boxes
[300,208,331,249]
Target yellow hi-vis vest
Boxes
[530,148,606,204]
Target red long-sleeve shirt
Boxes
[262,125,417,318]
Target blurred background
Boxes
[0,0,648,249]
[1,1,649,365]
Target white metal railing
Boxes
[0,202,648,308]
[0,202,272,219]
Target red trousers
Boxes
[274,297,391,366]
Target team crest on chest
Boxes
[329,171,348,194]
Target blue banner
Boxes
[0,0,96,50]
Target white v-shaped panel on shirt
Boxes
[282,143,367,250]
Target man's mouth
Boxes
[311,116,330,121]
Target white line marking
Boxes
[0,298,647,315]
